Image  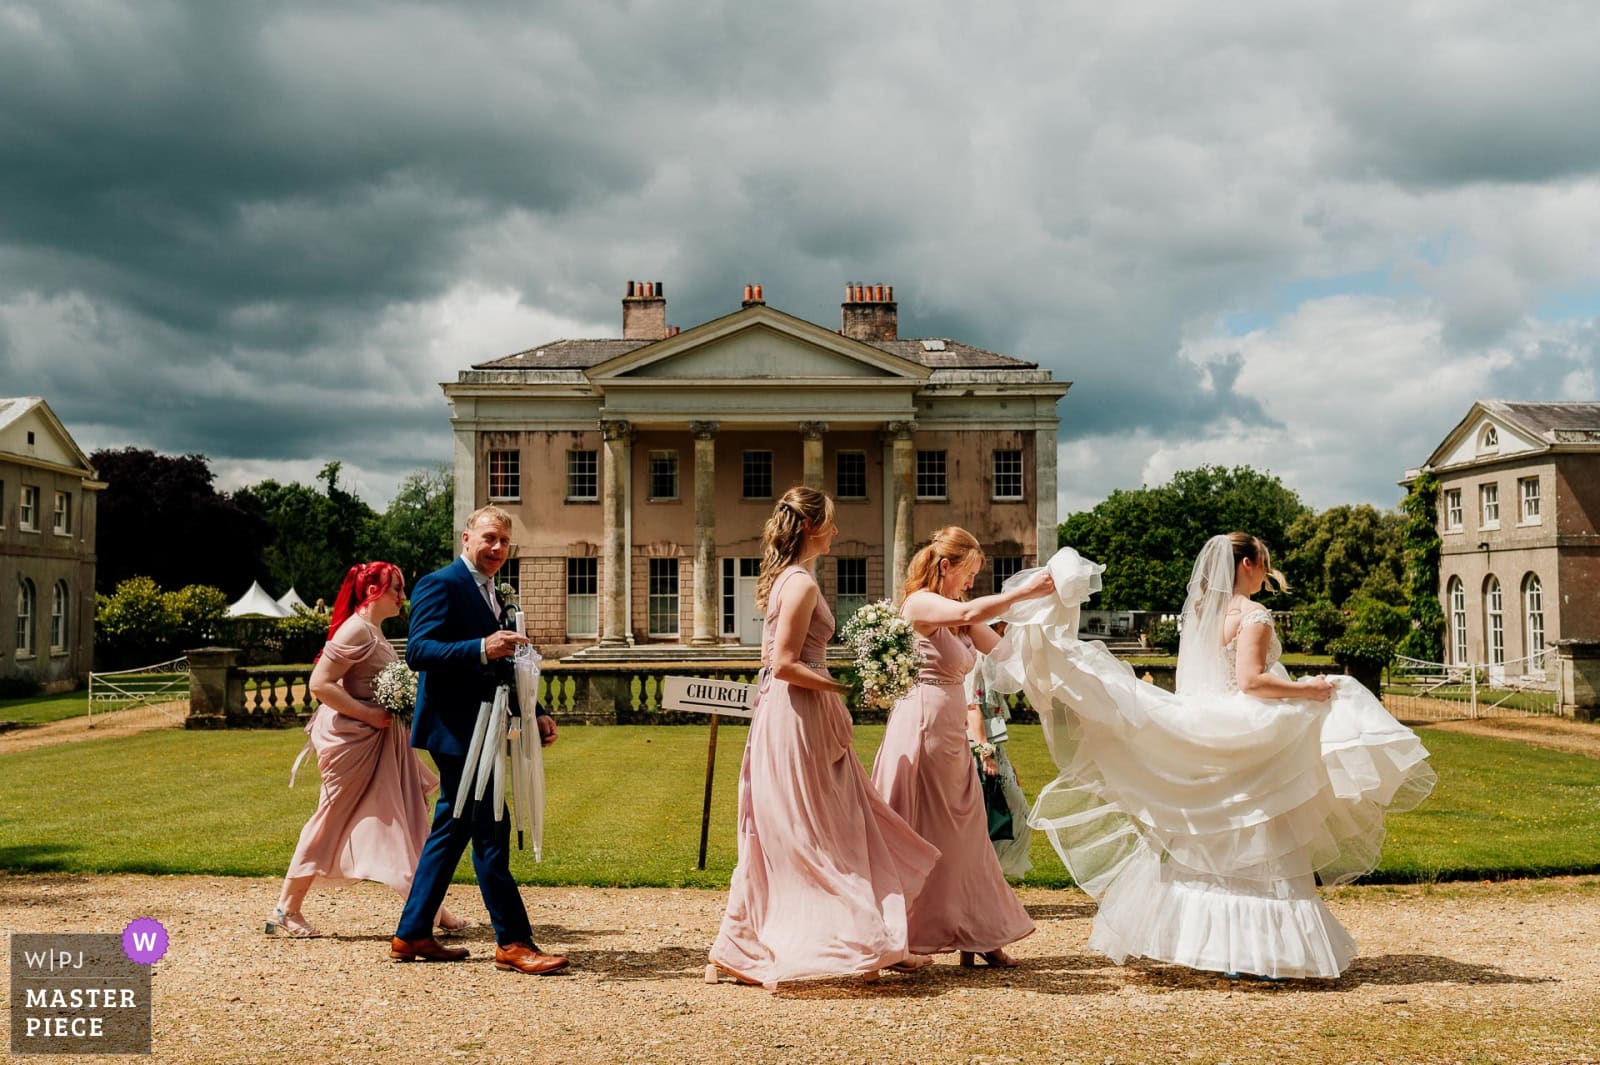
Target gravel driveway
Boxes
[2,873,1596,1064]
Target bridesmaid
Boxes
[708,487,941,988]
[872,528,1053,967]
[267,562,466,938]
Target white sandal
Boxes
[264,906,321,939]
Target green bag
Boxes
[977,758,1014,842]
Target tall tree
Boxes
[378,465,456,582]
[1398,471,1445,661]
[235,468,381,605]
[1282,504,1406,607]
[1058,465,1309,611]
[90,448,267,594]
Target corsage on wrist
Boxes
[971,740,997,759]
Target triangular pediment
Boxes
[1427,403,1546,470]
[586,305,929,382]
[0,397,95,476]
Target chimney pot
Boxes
[744,284,753,301]
[622,277,668,340]
[841,280,898,341]
[754,283,763,301]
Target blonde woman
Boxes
[709,487,940,988]
[871,527,1054,967]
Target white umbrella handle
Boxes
[453,698,495,819]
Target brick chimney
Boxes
[622,280,668,340]
[841,283,896,341]
[741,283,765,309]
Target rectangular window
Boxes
[1444,488,1463,531]
[992,450,1024,501]
[648,558,680,635]
[52,491,72,535]
[836,558,868,626]
[648,451,679,501]
[1519,477,1541,523]
[742,451,773,500]
[916,450,947,500]
[992,556,1025,594]
[565,558,598,637]
[487,450,520,500]
[50,581,66,651]
[566,450,598,501]
[836,451,867,500]
[20,484,39,531]
[1480,483,1500,528]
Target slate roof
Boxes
[1483,400,1600,440]
[473,336,1035,371]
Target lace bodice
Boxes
[1222,608,1280,693]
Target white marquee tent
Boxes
[277,587,311,614]
[227,581,293,619]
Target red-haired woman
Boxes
[267,563,465,938]
[871,528,1053,967]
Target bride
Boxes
[987,533,1436,980]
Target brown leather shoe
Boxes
[389,936,469,963]
[494,941,569,975]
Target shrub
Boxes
[166,585,230,649]
[1344,594,1411,644]
[1148,618,1180,654]
[95,577,179,669]
[279,606,331,663]
[1286,599,1345,654]
[1329,634,1397,672]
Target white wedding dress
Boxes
[987,545,1436,979]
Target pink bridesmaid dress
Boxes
[285,627,439,894]
[709,566,941,987]
[871,620,1035,956]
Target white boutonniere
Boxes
[497,581,518,609]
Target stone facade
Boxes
[442,282,1069,657]
[1408,401,1600,674]
[0,397,104,690]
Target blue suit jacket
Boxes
[407,557,506,758]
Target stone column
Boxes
[799,421,828,490]
[885,420,917,602]
[185,647,241,729]
[690,420,720,646]
[1035,427,1058,563]
[1556,640,1600,721]
[452,426,476,537]
[600,420,632,646]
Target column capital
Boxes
[883,419,918,440]
[797,421,829,440]
[600,419,632,442]
[689,420,720,439]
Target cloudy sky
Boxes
[3,0,1597,515]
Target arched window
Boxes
[1480,424,1499,452]
[15,577,36,656]
[50,580,68,652]
[1523,573,1545,667]
[1448,577,1467,665]
[1484,575,1504,666]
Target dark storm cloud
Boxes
[1,0,1597,512]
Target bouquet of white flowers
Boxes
[372,660,419,723]
[839,600,924,710]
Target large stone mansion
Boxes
[442,281,1068,656]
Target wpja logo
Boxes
[10,930,154,1055]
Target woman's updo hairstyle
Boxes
[902,526,984,600]
[326,561,404,642]
[755,486,835,611]
[1228,531,1288,593]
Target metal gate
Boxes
[1383,650,1559,721]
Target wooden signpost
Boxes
[661,675,758,869]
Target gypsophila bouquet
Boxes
[839,600,924,710]
[372,660,419,723]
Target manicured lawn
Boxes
[0,723,1595,887]
[0,691,94,726]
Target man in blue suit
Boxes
[389,505,567,974]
